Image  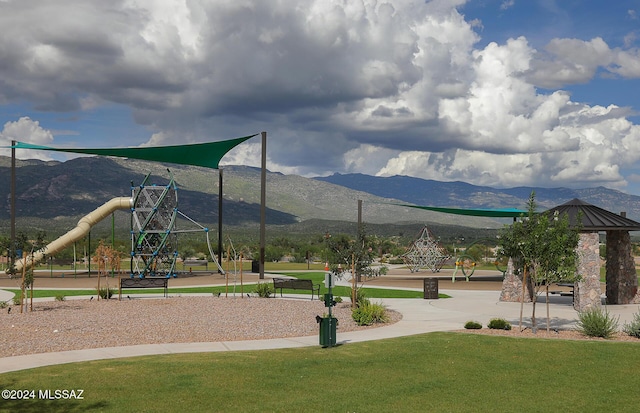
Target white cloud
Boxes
[0,117,55,160]
[623,31,637,48]
[610,48,640,77]
[380,103,640,189]
[527,37,612,88]
[500,1,515,11]
[0,0,639,192]
[342,144,400,175]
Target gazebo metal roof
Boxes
[544,198,640,231]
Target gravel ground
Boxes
[0,297,401,358]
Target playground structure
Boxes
[7,197,132,275]
[130,172,180,278]
[401,226,451,273]
[401,225,482,281]
[6,170,224,278]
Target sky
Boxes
[1,0,640,194]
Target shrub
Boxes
[464,321,482,330]
[576,308,619,339]
[623,310,640,338]
[487,318,512,330]
[351,288,369,307]
[352,301,389,326]
[253,282,273,298]
[55,294,66,302]
[96,287,114,300]
[12,295,21,306]
[0,301,7,309]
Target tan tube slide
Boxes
[8,197,133,274]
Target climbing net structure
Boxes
[130,173,179,278]
[130,171,223,278]
[401,225,451,273]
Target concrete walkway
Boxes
[1,288,639,374]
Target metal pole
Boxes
[218,168,223,272]
[10,140,16,271]
[357,199,362,283]
[111,212,115,278]
[259,131,266,279]
[88,232,91,277]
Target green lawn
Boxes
[4,284,438,300]
[272,271,448,298]
[3,271,445,300]
[1,332,639,412]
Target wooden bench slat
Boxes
[272,278,320,300]
[120,277,169,298]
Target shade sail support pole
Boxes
[218,168,223,273]
[259,131,266,279]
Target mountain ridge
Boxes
[1,157,639,238]
[314,172,640,219]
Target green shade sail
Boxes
[396,204,526,218]
[11,134,257,169]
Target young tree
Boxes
[326,224,387,307]
[498,193,580,332]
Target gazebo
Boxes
[545,198,640,310]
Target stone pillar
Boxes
[606,230,638,304]
[500,258,533,302]
[573,232,602,311]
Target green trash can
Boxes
[317,316,337,347]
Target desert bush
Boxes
[351,288,369,307]
[55,294,66,302]
[352,301,389,326]
[576,308,619,339]
[96,287,114,300]
[0,301,7,309]
[253,282,273,298]
[623,310,640,338]
[487,318,512,330]
[464,321,482,330]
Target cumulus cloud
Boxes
[0,117,56,160]
[0,0,640,191]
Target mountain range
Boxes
[1,156,639,239]
[314,173,640,217]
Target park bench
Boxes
[272,277,320,300]
[182,259,209,270]
[120,277,169,298]
[548,282,575,303]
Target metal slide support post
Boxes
[88,232,91,277]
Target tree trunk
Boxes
[546,285,550,333]
[530,269,537,332]
[531,295,537,332]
